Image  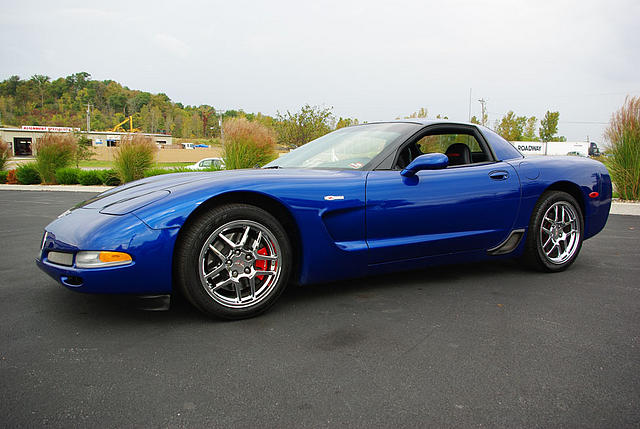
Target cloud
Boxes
[58,8,115,19]
[153,34,192,58]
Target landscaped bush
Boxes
[6,169,17,184]
[169,167,193,173]
[34,133,76,184]
[143,168,173,178]
[0,170,8,184]
[222,118,277,169]
[605,96,640,200]
[55,167,80,185]
[78,169,103,186]
[113,134,157,183]
[144,166,196,178]
[100,169,122,186]
[16,163,41,185]
[0,140,10,171]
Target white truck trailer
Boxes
[512,141,600,157]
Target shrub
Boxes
[16,163,41,184]
[100,169,122,186]
[0,170,8,184]
[34,133,76,184]
[605,96,640,200]
[113,134,157,183]
[170,167,193,173]
[0,140,10,171]
[6,169,17,184]
[144,167,173,178]
[55,167,80,185]
[78,169,103,186]
[222,118,277,169]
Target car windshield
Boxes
[265,122,421,169]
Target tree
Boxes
[539,111,565,142]
[74,135,95,168]
[65,72,91,95]
[495,111,527,141]
[31,75,50,108]
[199,106,215,137]
[402,107,428,119]
[108,93,127,116]
[275,104,334,148]
[0,75,20,97]
[336,117,359,129]
[523,117,538,141]
[0,73,279,139]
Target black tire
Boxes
[523,191,584,272]
[174,204,292,319]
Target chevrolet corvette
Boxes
[36,121,612,319]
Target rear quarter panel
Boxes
[507,156,611,240]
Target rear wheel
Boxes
[524,191,584,272]
[175,204,292,319]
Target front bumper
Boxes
[36,208,179,294]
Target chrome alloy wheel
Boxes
[198,219,281,308]
[539,201,580,265]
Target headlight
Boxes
[75,251,133,268]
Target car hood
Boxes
[76,172,213,214]
[74,168,362,215]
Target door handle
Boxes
[489,170,509,180]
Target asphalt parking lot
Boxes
[1,190,639,428]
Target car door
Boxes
[365,128,521,265]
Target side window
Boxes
[396,132,490,169]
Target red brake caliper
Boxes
[255,248,268,281]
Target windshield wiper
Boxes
[262,165,281,169]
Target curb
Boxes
[610,202,640,216]
[0,184,113,193]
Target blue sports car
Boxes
[37,121,612,319]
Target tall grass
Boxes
[605,96,640,200]
[113,134,157,183]
[0,140,10,171]
[34,133,76,184]
[223,118,277,169]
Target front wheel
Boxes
[523,191,584,272]
[175,204,292,319]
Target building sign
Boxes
[21,125,80,132]
[514,142,545,156]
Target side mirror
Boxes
[400,153,448,177]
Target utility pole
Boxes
[468,88,472,121]
[478,98,487,126]
[219,113,224,141]
[86,103,93,132]
[216,109,225,141]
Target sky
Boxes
[1,0,639,142]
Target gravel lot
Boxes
[1,190,638,428]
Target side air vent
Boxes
[487,229,525,255]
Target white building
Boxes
[0,125,172,157]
